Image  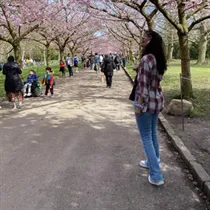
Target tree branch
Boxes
[149,0,182,32]
[188,15,210,31]
[186,2,209,20]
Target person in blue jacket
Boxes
[23,70,38,97]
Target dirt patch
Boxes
[162,111,210,176]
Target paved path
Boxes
[0,69,208,210]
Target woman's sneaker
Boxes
[12,105,17,109]
[139,159,161,169]
[17,104,24,109]
[148,175,164,186]
[139,160,149,169]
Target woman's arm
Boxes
[16,65,22,74]
[135,56,151,115]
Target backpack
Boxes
[73,57,78,65]
[114,56,120,64]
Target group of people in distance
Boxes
[0,55,56,109]
[81,53,125,88]
[59,54,79,78]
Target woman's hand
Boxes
[132,65,139,72]
[135,107,142,116]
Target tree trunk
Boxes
[45,44,50,66]
[128,40,135,63]
[167,31,174,61]
[22,49,25,61]
[129,48,134,63]
[178,33,193,99]
[69,47,75,57]
[59,47,64,61]
[196,24,208,65]
[13,43,22,67]
[43,50,46,66]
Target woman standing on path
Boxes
[102,54,116,88]
[134,30,167,186]
[2,56,23,109]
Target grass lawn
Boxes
[0,61,83,97]
[126,60,210,117]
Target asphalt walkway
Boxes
[0,69,208,210]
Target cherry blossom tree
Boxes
[149,0,210,98]
[90,0,210,98]
[0,0,51,65]
[196,20,210,65]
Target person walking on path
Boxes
[65,54,73,77]
[73,55,79,73]
[99,54,103,68]
[42,67,55,98]
[89,53,94,70]
[59,60,66,78]
[102,54,116,88]
[93,53,100,73]
[2,55,23,109]
[122,54,126,68]
[134,30,167,186]
[114,54,121,71]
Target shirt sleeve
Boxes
[49,75,53,86]
[137,56,151,100]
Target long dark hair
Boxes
[142,30,167,75]
[8,55,15,63]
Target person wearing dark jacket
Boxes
[114,54,121,71]
[102,55,116,88]
[3,56,23,109]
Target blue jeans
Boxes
[135,112,163,181]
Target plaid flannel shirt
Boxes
[135,54,164,114]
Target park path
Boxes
[0,69,208,210]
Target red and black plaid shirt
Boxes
[136,54,164,114]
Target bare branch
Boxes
[189,15,210,31]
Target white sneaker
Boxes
[139,160,149,169]
[139,159,161,169]
[12,105,17,109]
[148,175,164,186]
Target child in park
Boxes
[59,60,65,77]
[42,67,54,98]
[23,70,38,97]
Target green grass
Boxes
[126,60,210,117]
[0,61,83,97]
